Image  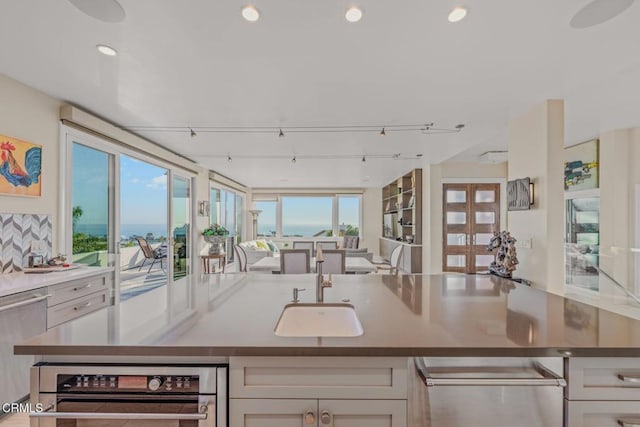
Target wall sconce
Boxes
[529,181,535,206]
[198,200,210,217]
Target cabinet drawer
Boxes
[47,291,108,329]
[567,401,640,427]
[567,358,640,400]
[230,357,408,399]
[48,274,110,307]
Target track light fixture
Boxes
[362,156,366,162]
[292,156,296,164]
[227,155,232,163]
[124,122,465,136]
[214,153,422,162]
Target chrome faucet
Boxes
[315,246,333,303]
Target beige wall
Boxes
[599,128,640,293]
[423,162,508,274]
[0,74,62,252]
[507,100,565,294]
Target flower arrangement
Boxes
[203,224,229,236]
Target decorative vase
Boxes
[204,235,226,254]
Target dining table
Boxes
[249,255,377,274]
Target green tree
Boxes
[72,205,83,232]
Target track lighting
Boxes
[227,155,232,163]
[362,156,366,162]
[190,128,196,138]
[380,127,386,136]
[279,128,284,138]
[455,124,465,130]
[292,156,296,164]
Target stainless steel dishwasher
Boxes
[0,290,48,414]
[414,357,566,426]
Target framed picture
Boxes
[0,134,42,197]
[507,177,531,211]
[565,139,599,192]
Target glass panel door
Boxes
[71,143,114,267]
[565,197,600,291]
[119,155,168,301]
[442,183,501,273]
[171,174,191,312]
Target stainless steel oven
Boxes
[30,364,227,427]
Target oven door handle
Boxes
[31,404,209,420]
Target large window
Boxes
[255,201,276,237]
[210,184,245,242]
[251,194,362,238]
[282,196,333,237]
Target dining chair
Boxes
[135,237,167,273]
[280,249,311,274]
[292,241,314,258]
[316,241,338,253]
[234,245,248,273]
[375,245,404,274]
[319,249,346,274]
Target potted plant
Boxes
[202,224,229,254]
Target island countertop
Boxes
[0,266,113,298]
[15,273,640,357]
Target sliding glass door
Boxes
[70,143,115,268]
[171,174,191,312]
[119,155,169,301]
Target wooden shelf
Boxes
[380,168,422,252]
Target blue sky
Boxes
[256,196,359,227]
[72,144,189,228]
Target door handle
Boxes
[320,410,331,424]
[0,294,50,313]
[618,374,640,383]
[618,420,640,427]
[73,301,92,311]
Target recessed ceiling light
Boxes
[96,44,117,56]
[448,6,467,23]
[242,5,260,22]
[345,7,363,23]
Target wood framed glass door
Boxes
[443,183,500,273]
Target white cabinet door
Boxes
[230,399,318,427]
[318,400,407,427]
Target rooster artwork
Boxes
[0,135,42,197]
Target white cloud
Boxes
[129,178,141,184]
[146,174,167,189]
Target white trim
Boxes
[441,178,507,231]
[564,188,600,200]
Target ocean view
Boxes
[75,223,169,239]
[258,224,334,237]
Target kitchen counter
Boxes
[14,272,640,357]
[0,266,113,298]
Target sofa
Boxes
[238,239,279,265]
[343,247,373,262]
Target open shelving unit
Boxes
[380,169,423,273]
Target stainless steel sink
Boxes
[274,303,364,337]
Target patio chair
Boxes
[293,241,314,258]
[374,245,404,275]
[135,237,167,273]
[318,249,346,274]
[280,249,311,274]
[234,245,248,273]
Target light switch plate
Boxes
[31,240,46,252]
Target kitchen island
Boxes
[16,273,640,426]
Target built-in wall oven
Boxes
[30,364,227,427]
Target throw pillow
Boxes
[255,240,269,250]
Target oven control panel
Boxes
[57,374,199,393]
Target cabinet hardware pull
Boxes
[73,302,92,311]
[618,374,640,383]
[320,411,331,424]
[304,411,315,424]
[618,419,640,427]
[73,284,93,291]
[415,358,566,387]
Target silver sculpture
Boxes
[487,231,519,278]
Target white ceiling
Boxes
[1,0,639,187]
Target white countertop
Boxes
[0,266,113,298]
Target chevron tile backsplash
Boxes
[0,213,52,273]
